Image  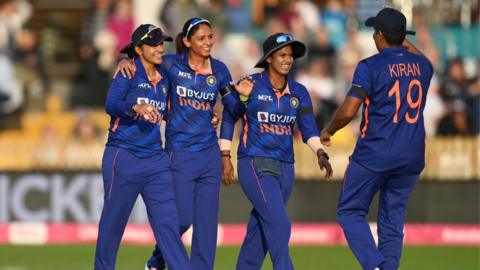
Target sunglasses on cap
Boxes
[276,33,294,43]
[184,18,211,37]
[140,26,161,42]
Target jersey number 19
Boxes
[388,79,424,124]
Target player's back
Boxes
[352,47,434,173]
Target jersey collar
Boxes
[179,50,222,75]
[134,57,163,83]
[380,46,408,55]
[259,70,291,95]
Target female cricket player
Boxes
[93,24,190,270]
[116,18,253,270]
[219,33,333,270]
[320,8,433,270]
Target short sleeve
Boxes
[347,61,371,100]
[296,85,320,142]
[218,61,233,90]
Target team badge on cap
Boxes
[206,75,216,86]
[290,97,299,108]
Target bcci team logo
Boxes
[177,86,187,97]
[290,97,299,109]
[206,75,216,86]
[161,85,167,94]
[257,111,269,123]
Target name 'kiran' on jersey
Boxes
[388,62,421,78]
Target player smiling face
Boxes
[135,42,166,65]
[183,23,213,58]
[266,45,294,76]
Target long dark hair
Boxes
[120,43,138,58]
[175,17,212,54]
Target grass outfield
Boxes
[0,245,478,270]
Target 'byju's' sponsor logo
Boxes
[257,111,296,124]
[137,97,149,104]
[138,83,151,89]
[136,97,166,111]
[177,86,187,97]
[178,71,192,79]
[176,86,215,101]
[257,111,295,136]
[176,86,214,111]
[257,112,269,122]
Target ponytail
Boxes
[175,32,187,54]
[120,43,138,58]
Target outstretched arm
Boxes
[296,87,333,180]
[320,96,363,147]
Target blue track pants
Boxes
[337,160,419,270]
[236,157,295,270]
[94,146,190,270]
[147,144,221,270]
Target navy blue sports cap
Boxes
[255,33,306,68]
[132,24,172,46]
[365,8,415,36]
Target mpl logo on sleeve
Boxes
[137,83,151,90]
[178,71,192,79]
[258,95,273,102]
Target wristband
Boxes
[239,95,249,103]
[221,150,231,158]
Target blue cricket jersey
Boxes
[220,71,319,163]
[348,47,434,173]
[105,58,168,158]
[161,52,232,151]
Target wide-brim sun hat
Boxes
[254,33,306,68]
